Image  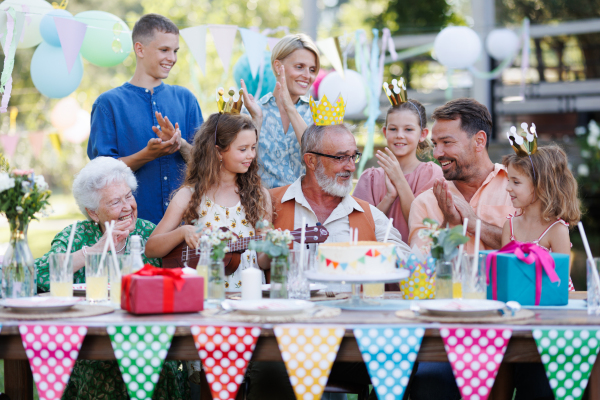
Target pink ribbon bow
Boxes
[486,241,560,306]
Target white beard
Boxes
[315,161,353,198]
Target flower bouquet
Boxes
[0,168,52,298]
[196,225,236,302]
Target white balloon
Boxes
[50,97,80,131]
[486,28,520,61]
[61,109,90,144]
[433,26,482,69]
[0,0,53,49]
[317,69,367,117]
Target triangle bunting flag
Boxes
[354,326,425,399]
[20,324,87,400]
[340,262,348,270]
[54,17,87,74]
[180,25,207,75]
[274,326,344,400]
[191,325,261,400]
[533,328,600,400]
[316,37,345,78]
[441,327,512,400]
[107,325,175,400]
[239,28,267,78]
[208,25,238,74]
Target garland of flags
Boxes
[319,248,395,271]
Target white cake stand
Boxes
[305,269,409,309]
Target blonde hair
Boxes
[385,99,433,159]
[502,145,581,227]
[270,34,320,74]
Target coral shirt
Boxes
[408,163,516,253]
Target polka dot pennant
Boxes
[19,324,87,400]
[107,325,175,400]
[440,327,512,400]
[533,328,600,400]
[354,326,425,400]
[274,326,345,400]
[191,325,261,400]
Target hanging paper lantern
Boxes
[233,51,276,99]
[50,96,79,131]
[486,28,520,61]
[318,69,367,118]
[39,8,73,47]
[75,10,132,67]
[61,108,90,144]
[0,0,53,49]
[433,26,482,69]
[31,41,83,98]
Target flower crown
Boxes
[309,94,346,126]
[507,122,538,156]
[216,87,243,114]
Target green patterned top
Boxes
[35,218,161,292]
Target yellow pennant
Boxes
[48,132,62,156]
[274,326,345,400]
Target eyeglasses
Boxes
[308,151,362,164]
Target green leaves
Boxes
[421,219,469,261]
[0,171,51,231]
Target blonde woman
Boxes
[244,34,320,188]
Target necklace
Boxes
[116,237,128,253]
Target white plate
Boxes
[0,297,82,313]
[305,269,409,284]
[73,283,111,295]
[261,283,326,296]
[222,299,315,316]
[416,299,506,317]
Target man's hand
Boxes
[153,112,180,141]
[433,179,462,226]
[452,195,478,233]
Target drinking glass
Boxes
[363,283,385,300]
[270,256,288,299]
[461,253,487,299]
[49,253,73,297]
[85,253,108,302]
[435,260,453,299]
[587,258,600,315]
[207,259,225,304]
[288,249,310,300]
[109,254,132,307]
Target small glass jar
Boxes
[207,259,225,304]
[270,256,288,299]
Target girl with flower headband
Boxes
[354,80,443,245]
[502,123,581,290]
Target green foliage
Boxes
[367,0,461,34]
[249,221,293,259]
[0,153,9,172]
[418,219,469,261]
[0,170,51,231]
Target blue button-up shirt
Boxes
[88,82,203,225]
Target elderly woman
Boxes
[34,157,187,400]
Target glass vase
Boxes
[1,223,36,298]
[207,259,225,304]
[270,256,288,299]
[434,259,453,299]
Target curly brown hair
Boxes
[181,113,267,228]
[502,145,581,227]
[385,98,433,158]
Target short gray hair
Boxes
[300,123,353,167]
[72,157,138,219]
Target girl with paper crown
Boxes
[146,88,272,289]
[502,123,581,290]
[242,33,321,189]
[354,78,443,245]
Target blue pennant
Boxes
[340,262,348,270]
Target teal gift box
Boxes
[481,248,569,306]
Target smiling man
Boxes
[407,98,515,253]
[88,14,203,225]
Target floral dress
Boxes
[196,195,264,290]
[34,219,188,400]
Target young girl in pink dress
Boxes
[502,145,581,290]
[353,97,443,244]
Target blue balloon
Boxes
[39,9,74,47]
[233,51,276,100]
[31,42,83,99]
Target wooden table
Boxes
[1,292,600,400]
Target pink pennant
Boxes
[19,325,88,400]
[208,25,238,73]
[28,131,45,157]
[54,17,87,74]
[441,327,512,400]
[191,325,260,400]
[0,134,19,159]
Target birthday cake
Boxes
[317,242,398,275]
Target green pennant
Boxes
[107,325,176,400]
[533,328,600,400]
[358,256,366,264]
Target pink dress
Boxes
[353,162,444,244]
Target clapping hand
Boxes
[376,148,404,198]
[433,179,462,226]
[273,65,295,112]
[240,79,262,122]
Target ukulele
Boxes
[162,224,329,275]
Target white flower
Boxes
[223,246,230,253]
[588,135,598,147]
[21,181,31,191]
[0,173,15,193]
[16,206,23,214]
[578,164,590,177]
[34,175,48,191]
[514,135,524,145]
[589,120,600,136]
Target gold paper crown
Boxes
[309,95,346,126]
[383,77,407,106]
[216,87,244,114]
[507,122,538,156]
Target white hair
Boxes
[72,157,138,219]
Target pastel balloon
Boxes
[318,69,367,118]
[75,10,132,67]
[62,109,90,144]
[39,8,73,47]
[31,41,83,98]
[50,97,80,130]
[233,51,276,99]
[434,26,482,69]
[486,28,520,61]
[0,0,53,49]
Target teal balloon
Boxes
[234,51,276,99]
[39,9,73,47]
[31,42,83,98]
[75,10,132,67]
